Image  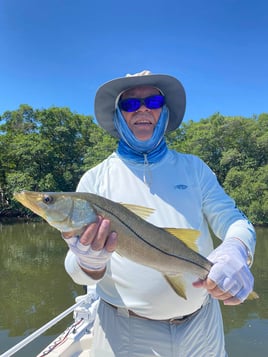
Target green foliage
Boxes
[167,113,267,184]
[0,106,267,225]
[0,105,116,216]
[83,124,117,170]
[167,113,268,225]
[224,166,268,225]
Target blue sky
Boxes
[0,0,267,123]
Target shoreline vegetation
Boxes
[0,105,267,226]
[0,212,267,228]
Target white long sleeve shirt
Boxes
[65,150,256,319]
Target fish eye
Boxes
[43,195,54,204]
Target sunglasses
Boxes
[118,95,165,112]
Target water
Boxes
[0,221,85,356]
[0,222,267,356]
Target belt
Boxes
[102,299,202,325]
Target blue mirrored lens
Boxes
[144,95,165,109]
[119,98,141,112]
[119,95,165,112]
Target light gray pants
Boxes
[91,297,227,357]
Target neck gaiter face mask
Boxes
[114,105,169,163]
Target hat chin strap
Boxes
[113,105,169,155]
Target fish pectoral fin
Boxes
[164,228,200,251]
[121,204,155,220]
[164,274,187,300]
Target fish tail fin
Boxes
[247,291,259,300]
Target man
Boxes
[64,70,256,356]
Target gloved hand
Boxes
[62,218,117,272]
[207,238,254,303]
[62,235,113,271]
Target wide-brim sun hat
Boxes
[94,70,186,137]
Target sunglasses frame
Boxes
[118,95,165,112]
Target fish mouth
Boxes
[14,191,47,219]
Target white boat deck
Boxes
[1,291,98,357]
[37,320,93,357]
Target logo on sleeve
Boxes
[174,184,188,190]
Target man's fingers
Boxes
[208,289,232,300]
[105,232,118,252]
[202,278,217,290]
[223,297,242,306]
[90,218,111,250]
[80,216,102,245]
[192,279,204,288]
[193,278,233,301]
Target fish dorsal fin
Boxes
[164,228,200,252]
[121,204,155,220]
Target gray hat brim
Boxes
[94,73,186,137]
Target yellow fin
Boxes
[164,228,200,252]
[164,274,187,300]
[247,291,259,300]
[122,203,155,220]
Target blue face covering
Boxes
[114,105,169,163]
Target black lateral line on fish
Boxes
[93,202,210,274]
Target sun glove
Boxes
[207,238,254,302]
[62,235,112,271]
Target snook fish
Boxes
[14,191,258,300]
